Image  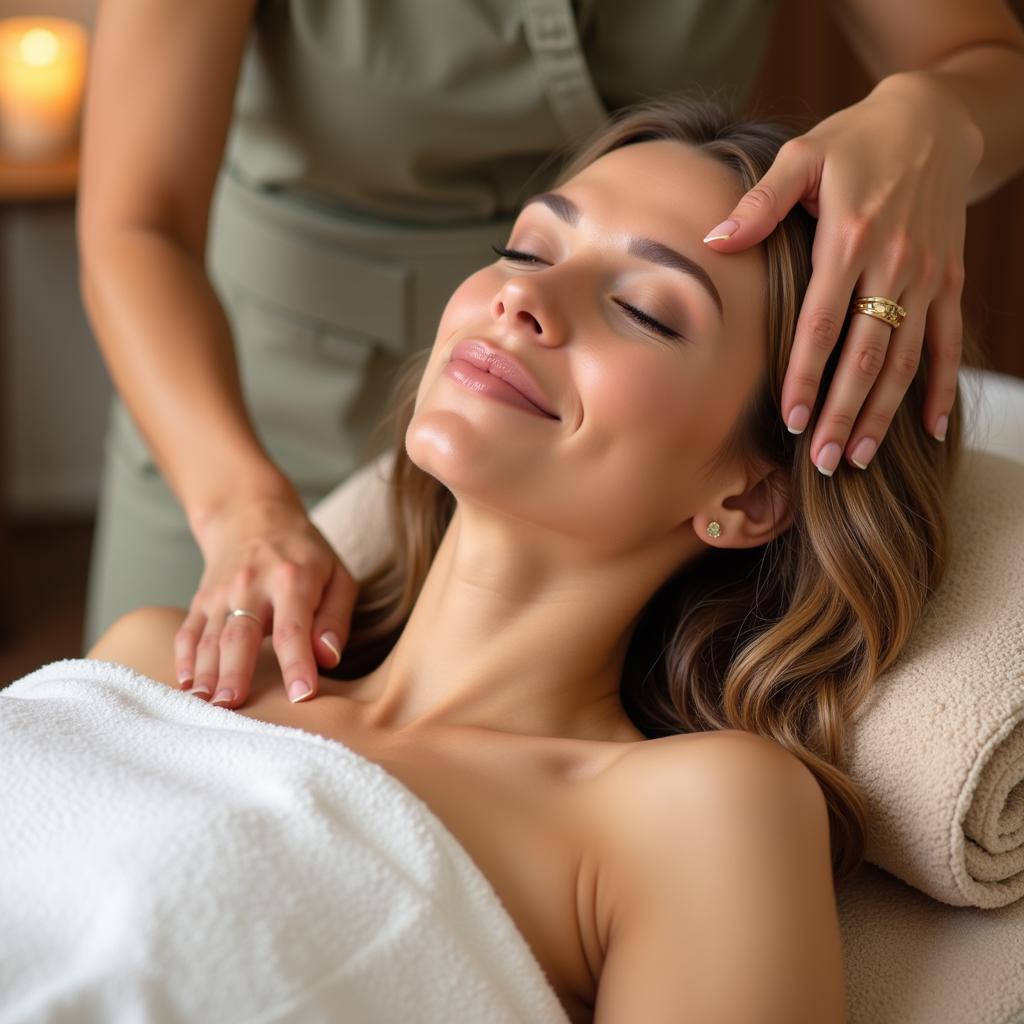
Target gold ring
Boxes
[225,608,261,625]
[851,295,907,329]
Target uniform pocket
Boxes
[228,286,401,495]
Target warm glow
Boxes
[18,27,60,68]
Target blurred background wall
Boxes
[1,0,1022,681]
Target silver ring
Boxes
[225,608,261,625]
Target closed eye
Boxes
[490,244,684,341]
[614,301,683,341]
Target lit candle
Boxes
[0,16,88,162]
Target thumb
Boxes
[702,140,814,252]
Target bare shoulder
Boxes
[591,729,846,1024]
[86,605,189,690]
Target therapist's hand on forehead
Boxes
[174,0,1024,709]
[704,4,1024,475]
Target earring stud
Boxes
[706,520,722,539]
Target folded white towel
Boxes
[0,658,572,1024]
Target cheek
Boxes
[576,345,713,457]
[434,267,498,339]
[416,267,498,407]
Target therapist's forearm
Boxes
[879,42,1024,203]
[79,229,298,537]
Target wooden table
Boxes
[0,148,78,202]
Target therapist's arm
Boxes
[830,0,1024,202]
[76,0,289,523]
[77,0,352,708]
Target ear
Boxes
[697,465,794,549]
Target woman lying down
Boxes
[2,97,970,1024]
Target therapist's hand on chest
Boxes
[173,488,354,708]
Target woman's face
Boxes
[408,139,770,554]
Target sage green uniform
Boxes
[83,0,776,648]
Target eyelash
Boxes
[489,244,683,341]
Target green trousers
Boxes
[83,171,514,650]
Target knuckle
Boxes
[196,632,220,653]
[780,135,811,162]
[859,409,894,437]
[233,565,256,588]
[942,334,963,363]
[945,258,966,290]
[824,408,856,434]
[740,182,778,214]
[892,345,921,380]
[275,559,303,585]
[806,310,843,353]
[273,619,306,646]
[789,370,821,392]
[221,622,254,645]
[855,340,888,379]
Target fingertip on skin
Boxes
[288,679,314,703]
[319,631,342,666]
[702,217,739,244]
[786,404,811,435]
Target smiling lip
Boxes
[447,340,560,419]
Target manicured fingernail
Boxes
[211,689,235,706]
[703,218,739,243]
[320,631,341,665]
[178,673,193,691]
[933,415,948,443]
[816,442,842,477]
[191,685,211,699]
[288,680,313,703]
[850,437,877,470]
[786,405,810,434]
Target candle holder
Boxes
[0,16,88,164]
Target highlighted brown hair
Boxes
[328,95,982,884]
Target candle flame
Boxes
[18,27,60,68]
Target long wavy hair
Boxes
[324,95,983,885]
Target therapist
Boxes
[77,0,1024,709]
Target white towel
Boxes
[0,658,572,1024]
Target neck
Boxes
[350,503,692,744]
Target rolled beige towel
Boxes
[842,446,1024,908]
[311,442,1024,910]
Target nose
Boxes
[490,274,567,346]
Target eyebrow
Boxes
[521,191,724,317]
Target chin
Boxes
[404,409,552,518]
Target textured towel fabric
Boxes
[842,447,1024,908]
[836,860,1024,1024]
[0,659,572,1024]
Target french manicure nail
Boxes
[320,631,341,665]
[850,437,877,470]
[289,680,313,703]
[178,673,193,691]
[933,415,948,443]
[703,218,739,243]
[211,689,235,706]
[191,686,211,699]
[786,405,810,434]
[816,442,842,477]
